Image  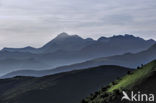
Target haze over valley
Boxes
[0,32,155,77]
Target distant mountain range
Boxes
[0,32,155,76]
[0,65,131,103]
[2,43,156,78]
[3,33,155,54]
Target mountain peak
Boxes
[147,39,155,43]
[112,34,135,38]
[56,32,69,38]
[41,33,84,51]
[54,33,84,42]
[98,37,108,41]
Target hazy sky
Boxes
[0,0,156,49]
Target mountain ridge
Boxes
[2,43,156,78]
[1,33,155,53]
[0,32,155,76]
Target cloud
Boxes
[0,0,156,49]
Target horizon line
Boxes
[0,32,155,50]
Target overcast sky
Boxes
[0,0,156,49]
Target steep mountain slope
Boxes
[0,33,155,76]
[82,60,156,103]
[3,43,156,78]
[0,65,131,103]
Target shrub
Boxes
[137,66,140,69]
[114,89,121,95]
[81,99,88,103]
[100,93,109,98]
[127,71,132,75]
[141,64,144,67]
[101,87,107,91]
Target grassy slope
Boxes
[0,65,131,103]
[108,60,156,92]
[83,60,156,103]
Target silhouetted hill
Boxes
[81,60,156,103]
[0,65,131,103]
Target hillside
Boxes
[82,60,156,103]
[0,65,131,103]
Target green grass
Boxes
[107,60,156,92]
[81,60,156,103]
